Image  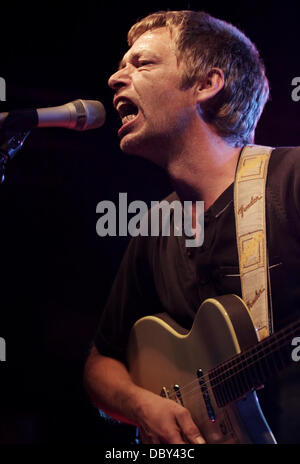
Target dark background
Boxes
[0,0,300,444]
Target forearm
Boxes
[83,345,152,425]
[84,345,205,444]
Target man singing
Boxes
[84,10,300,444]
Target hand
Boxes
[135,390,205,444]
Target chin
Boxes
[119,137,137,155]
[120,132,146,155]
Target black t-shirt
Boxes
[94,146,300,443]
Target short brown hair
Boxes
[128,10,269,147]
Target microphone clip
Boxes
[0,130,31,183]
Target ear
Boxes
[195,68,225,103]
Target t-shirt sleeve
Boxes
[93,234,160,364]
[266,146,300,327]
[268,146,300,236]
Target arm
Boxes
[83,345,205,444]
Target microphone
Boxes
[0,99,106,132]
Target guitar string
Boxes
[167,321,298,396]
[206,322,298,384]
[164,324,298,403]
[167,324,296,399]
[166,334,293,404]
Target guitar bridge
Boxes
[173,384,184,406]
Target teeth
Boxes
[116,101,125,112]
[122,114,137,124]
[116,101,136,113]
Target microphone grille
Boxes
[72,99,106,131]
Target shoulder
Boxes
[267,146,300,190]
[269,146,300,177]
[267,146,300,223]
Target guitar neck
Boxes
[210,318,300,407]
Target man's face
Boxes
[108,27,198,165]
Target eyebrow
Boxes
[118,52,141,70]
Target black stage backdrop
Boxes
[0,0,300,444]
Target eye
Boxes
[138,60,153,67]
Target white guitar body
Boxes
[127,294,277,444]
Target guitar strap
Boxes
[234,144,274,341]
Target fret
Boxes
[210,318,300,407]
[234,364,246,399]
[210,366,226,407]
[225,375,237,403]
[219,364,232,405]
[221,361,236,404]
[236,348,262,393]
[240,351,252,391]
[257,349,272,380]
[248,343,264,388]
[230,357,243,399]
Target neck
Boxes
[165,128,242,211]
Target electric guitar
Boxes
[127,294,300,444]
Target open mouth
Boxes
[116,99,139,126]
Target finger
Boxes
[142,423,187,445]
[176,410,206,444]
[163,423,189,444]
[167,433,188,445]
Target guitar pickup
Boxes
[197,369,216,422]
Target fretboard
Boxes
[210,318,300,407]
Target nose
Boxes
[108,66,131,91]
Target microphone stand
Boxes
[0,130,31,183]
